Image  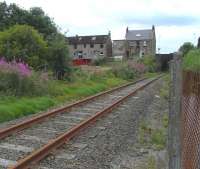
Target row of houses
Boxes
[67,26,156,65]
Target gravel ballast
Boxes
[37,78,169,169]
[0,79,155,169]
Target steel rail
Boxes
[0,78,147,140]
[8,76,161,169]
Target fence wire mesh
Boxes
[182,71,200,169]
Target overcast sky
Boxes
[2,0,200,53]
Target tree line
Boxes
[0,2,70,79]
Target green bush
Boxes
[183,49,200,72]
[179,42,195,57]
[140,56,157,72]
[91,57,107,66]
[111,62,138,80]
[0,25,47,68]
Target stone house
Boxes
[67,32,112,65]
[125,25,156,58]
[112,26,156,59]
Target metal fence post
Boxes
[168,53,182,169]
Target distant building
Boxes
[112,40,126,57]
[67,32,112,65]
[125,25,156,58]
[112,26,156,59]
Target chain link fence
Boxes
[181,71,200,169]
[169,54,200,169]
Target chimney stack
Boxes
[152,25,155,31]
[126,26,129,33]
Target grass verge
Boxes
[0,76,126,123]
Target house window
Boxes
[84,44,86,48]
[143,41,147,46]
[100,44,104,48]
[90,44,94,48]
[74,44,77,49]
[78,51,83,58]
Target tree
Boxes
[47,33,71,79]
[179,42,195,57]
[26,7,57,39]
[0,25,48,68]
[0,2,57,40]
[0,2,28,31]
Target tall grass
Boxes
[183,49,200,72]
[0,74,126,123]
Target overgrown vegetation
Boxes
[138,74,169,150]
[179,42,195,57]
[91,57,107,66]
[183,48,200,72]
[0,59,54,96]
[147,156,156,169]
[159,75,170,99]
[139,120,167,150]
[110,61,146,80]
[0,2,70,78]
[139,55,157,72]
[0,66,127,122]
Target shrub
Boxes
[140,56,157,72]
[183,49,200,72]
[0,58,53,96]
[179,42,195,57]
[91,57,107,66]
[111,61,146,80]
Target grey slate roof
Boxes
[126,29,153,41]
[67,35,109,44]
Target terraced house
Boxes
[67,32,112,65]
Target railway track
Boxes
[0,76,161,169]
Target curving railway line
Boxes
[0,76,161,169]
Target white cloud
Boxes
[2,0,200,53]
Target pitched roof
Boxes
[126,29,154,41]
[67,35,110,44]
